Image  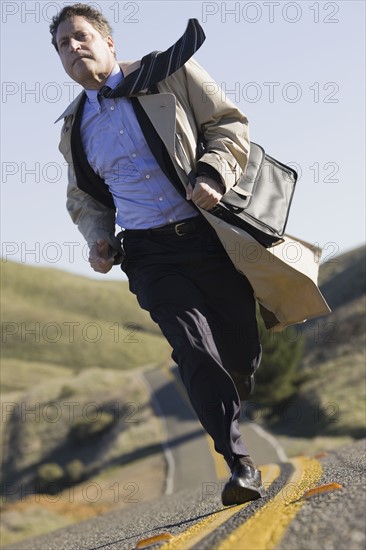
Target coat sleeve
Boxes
[61,126,123,263]
[182,58,250,191]
[66,170,123,262]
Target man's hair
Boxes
[49,3,113,52]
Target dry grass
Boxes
[0,453,165,547]
[0,365,166,548]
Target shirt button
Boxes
[158,196,164,201]
[168,218,174,223]
[132,153,137,158]
[110,106,115,111]
[145,174,151,179]
[119,129,124,134]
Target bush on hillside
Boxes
[36,463,64,493]
[68,411,115,441]
[58,384,76,398]
[64,459,85,483]
[254,318,304,406]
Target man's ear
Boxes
[107,35,115,55]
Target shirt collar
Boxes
[84,64,123,110]
[104,63,124,89]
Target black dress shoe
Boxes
[221,458,265,506]
[231,372,255,400]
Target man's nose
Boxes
[69,38,81,52]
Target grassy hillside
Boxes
[0,365,164,547]
[1,365,161,482]
[303,243,365,365]
[263,244,366,442]
[0,262,169,545]
[1,261,171,372]
[300,245,365,437]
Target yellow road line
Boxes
[161,365,228,480]
[159,463,281,550]
[218,456,323,550]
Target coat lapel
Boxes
[121,60,178,157]
[55,91,84,123]
[135,93,177,157]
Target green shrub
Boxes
[59,384,75,398]
[36,463,64,493]
[64,459,85,483]
[254,318,304,405]
[68,411,115,441]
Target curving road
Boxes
[4,366,365,550]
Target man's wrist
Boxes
[196,162,226,193]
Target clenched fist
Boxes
[186,176,224,210]
[89,239,115,274]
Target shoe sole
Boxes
[221,481,265,506]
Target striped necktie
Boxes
[99,18,205,98]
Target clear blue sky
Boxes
[1,0,365,280]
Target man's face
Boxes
[56,15,116,89]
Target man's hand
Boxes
[89,239,115,274]
[186,176,224,210]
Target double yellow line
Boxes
[159,463,280,550]
[158,365,323,549]
[217,456,322,550]
[159,457,322,550]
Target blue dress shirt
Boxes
[80,64,197,230]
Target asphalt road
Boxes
[4,367,365,550]
[278,440,366,550]
[143,366,220,493]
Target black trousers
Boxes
[121,218,261,468]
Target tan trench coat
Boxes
[56,58,330,329]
